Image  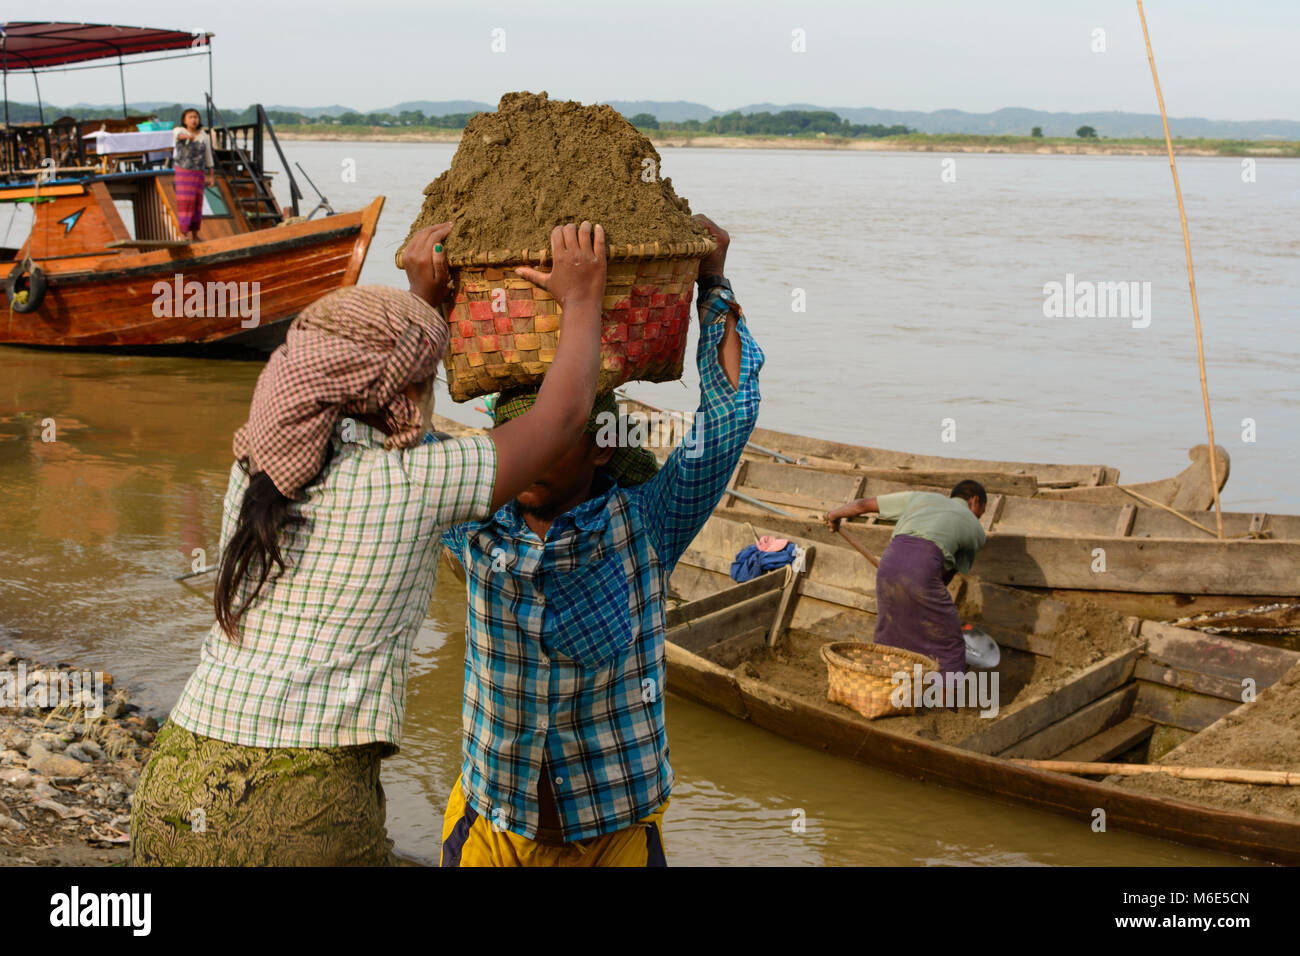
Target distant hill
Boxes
[11,98,1299,140]
[593,100,1300,139]
[265,104,361,118]
[601,100,719,123]
[376,100,495,116]
[729,103,1300,139]
[63,100,181,112]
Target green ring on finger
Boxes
[433,244,443,254]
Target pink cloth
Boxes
[755,535,790,553]
[233,286,450,498]
[173,166,205,234]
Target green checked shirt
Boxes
[170,422,497,749]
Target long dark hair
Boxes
[213,446,332,640]
[179,107,202,130]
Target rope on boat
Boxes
[1117,485,1218,537]
[1136,1,1225,539]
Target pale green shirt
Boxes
[875,491,987,573]
[171,422,497,749]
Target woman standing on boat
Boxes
[130,221,609,866]
[172,108,215,240]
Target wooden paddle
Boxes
[833,524,880,568]
[1012,759,1300,786]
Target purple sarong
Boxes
[174,166,206,234]
[873,534,966,678]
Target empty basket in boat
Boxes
[433,238,714,403]
[820,642,939,720]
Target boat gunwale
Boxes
[664,524,1300,864]
[666,628,1300,865]
[29,214,371,284]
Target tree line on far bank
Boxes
[8,101,912,139]
[281,106,915,138]
[8,101,1108,140]
[627,110,912,138]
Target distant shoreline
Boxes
[272,126,1300,158]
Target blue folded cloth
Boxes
[730,542,796,583]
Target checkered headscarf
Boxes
[233,286,450,498]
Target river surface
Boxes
[4,143,1295,864]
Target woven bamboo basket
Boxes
[820,642,940,720]
[398,238,715,403]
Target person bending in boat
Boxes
[824,482,988,701]
[438,215,764,866]
[172,108,215,240]
[130,221,608,866]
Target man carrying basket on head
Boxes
[439,215,764,867]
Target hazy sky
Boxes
[15,0,1300,119]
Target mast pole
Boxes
[119,56,128,118]
[3,35,10,130]
[207,39,214,127]
[1135,0,1224,537]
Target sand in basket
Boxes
[396,91,715,402]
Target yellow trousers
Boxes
[439,776,668,867]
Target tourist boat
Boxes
[665,513,1300,864]
[616,395,1229,510]
[1,22,384,349]
[713,457,1299,617]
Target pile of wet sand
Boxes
[1116,661,1300,820]
[399,91,709,263]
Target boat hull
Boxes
[666,645,1300,864]
[4,197,384,348]
[666,517,1300,864]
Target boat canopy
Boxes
[0,22,210,71]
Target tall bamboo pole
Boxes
[1136,0,1224,537]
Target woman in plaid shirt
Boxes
[131,222,610,865]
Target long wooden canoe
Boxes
[427,412,1293,617]
[714,460,1299,612]
[617,395,1229,509]
[666,515,1300,864]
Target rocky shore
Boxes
[0,648,154,866]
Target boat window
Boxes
[112,200,138,240]
[107,178,187,241]
[203,186,231,218]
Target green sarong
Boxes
[130,720,394,866]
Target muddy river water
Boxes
[4,142,1294,864]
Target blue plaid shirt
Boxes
[442,288,763,842]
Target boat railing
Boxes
[1,120,93,180]
[206,96,287,226]
[211,121,263,171]
[256,104,302,217]
[1,114,183,182]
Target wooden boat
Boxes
[1,23,384,349]
[666,514,1300,863]
[427,411,1294,619]
[617,395,1230,509]
[713,458,1299,616]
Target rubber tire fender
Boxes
[6,261,46,314]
